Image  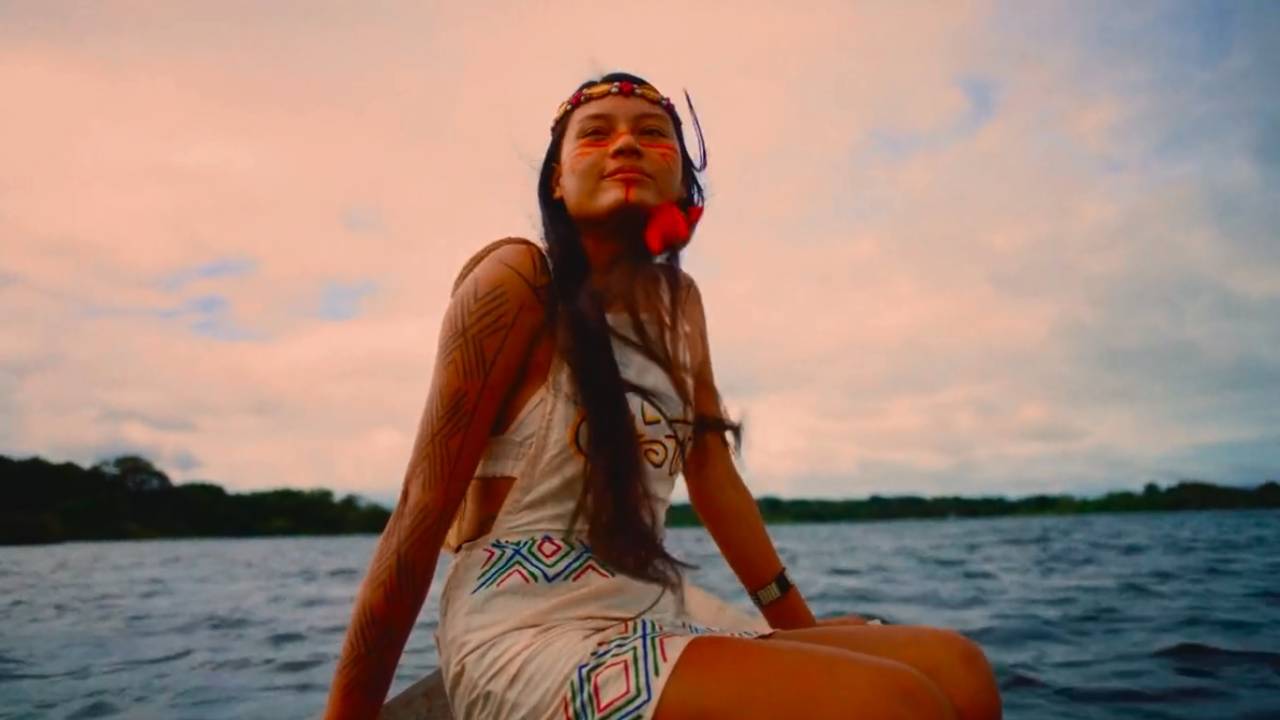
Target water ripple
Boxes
[65,700,121,719]
[102,649,193,672]
[1152,642,1280,671]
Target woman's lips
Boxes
[606,172,649,180]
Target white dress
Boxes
[433,305,774,720]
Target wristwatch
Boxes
[749,567,794,609]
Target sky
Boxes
[3,1,1278,506]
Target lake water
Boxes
[2,510,1278,719]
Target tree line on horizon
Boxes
[1,454,389,545]
[2,453,1277,545]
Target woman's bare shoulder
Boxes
[441,239,552,355]
[450,237,550,300]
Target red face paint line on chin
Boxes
[618,177,639,202]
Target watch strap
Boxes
[750,567,793,609]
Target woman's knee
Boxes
[933,630,1002,720]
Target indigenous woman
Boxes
[324,72,1002,719]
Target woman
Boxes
[324,72,1002,720]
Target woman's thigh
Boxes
[767,625,1002,720]
[652,634,956,720]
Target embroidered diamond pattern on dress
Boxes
[560,618,766,719]
[471,535,616,594]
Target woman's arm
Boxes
[679,275,817,631]
[323,243,549,719]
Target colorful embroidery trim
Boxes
[561,619,764,719]
[471,535,615,594]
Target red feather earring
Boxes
[644,202,704,257]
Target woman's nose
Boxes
[609,130,642,154]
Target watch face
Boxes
[777,570,793,592]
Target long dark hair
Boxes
[536,72,742,595]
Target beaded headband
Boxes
[550,80,682,135]
[551,79,707,172]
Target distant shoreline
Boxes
[3,453,1277,546]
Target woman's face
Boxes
[553,95,685,222]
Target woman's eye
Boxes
[583,128,607,137]
[643,127,666,136]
